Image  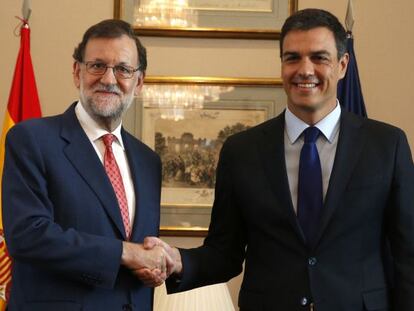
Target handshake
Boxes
[121,237,182,287]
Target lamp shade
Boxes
[154,283,235,311]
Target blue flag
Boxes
[338,34,367,117]
[337,35,367,117]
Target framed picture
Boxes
[126,77,286,236]
[114,0,298,39]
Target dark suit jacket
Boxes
[2,104,161,311]
[168,110,414,311]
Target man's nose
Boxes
[297,58,315,77]
[100,67,117,84]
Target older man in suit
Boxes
[2,20,169,311]
[143,9,414,311]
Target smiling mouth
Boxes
[295,83,319,88]
[95,90,120,96]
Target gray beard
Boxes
[80,84,134,125]
[86,96,130,120]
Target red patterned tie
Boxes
[102,134,131,239]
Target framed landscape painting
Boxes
[130,77,286,235]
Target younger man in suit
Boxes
[142,9,414,311]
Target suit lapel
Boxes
[257,113,305,241]
[60,104,127,239]
[314,111,365,246]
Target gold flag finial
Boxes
[345,0,354,33]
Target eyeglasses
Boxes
[82,61,141,79]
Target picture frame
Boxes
[126,77,286,236]
[114,0,298,39]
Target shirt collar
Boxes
[75,101,125,149]
[285,100,341,144]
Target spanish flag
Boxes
[0,21,42,310]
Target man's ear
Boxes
[338,52,349,79]
[134,71,145,96]
[73,61,81,89]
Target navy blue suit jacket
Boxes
[168,111,414,311]
[2,104,161,311]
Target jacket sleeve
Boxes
[2,124,123,289]
[388,129,414,309]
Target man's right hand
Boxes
[142,237,183,276]
[121,241,173,286]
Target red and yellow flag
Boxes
[0,22,42,310]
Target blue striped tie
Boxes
[297,126,323,244]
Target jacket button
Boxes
[122,304,133,311]
[308,257,317,266]
[300,297,308,306]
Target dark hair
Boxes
[280,8,347,59]
[73,19,147,71]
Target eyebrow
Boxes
[282,51,300,58]
[87,59,135,66]
[310,50,332,57]
[87,58,105,62]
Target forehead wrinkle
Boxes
[84,36,138,67]
[85,53,135,66]
[283,28,338,53]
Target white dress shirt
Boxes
[284,102,341,213]
[75,101,136,225]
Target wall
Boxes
[1,0,414,308]
[0,0,114,117]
